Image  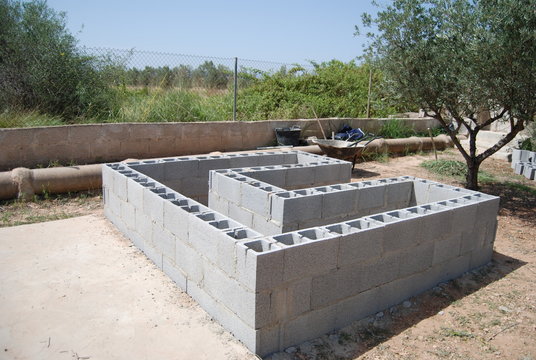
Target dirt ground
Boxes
[1,150,535,359]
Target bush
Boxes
[0,0,113,120]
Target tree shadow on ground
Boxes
[351,169,382,178]
[480,182,536,226]
[271,252,525,360]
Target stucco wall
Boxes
[0,117,440,170]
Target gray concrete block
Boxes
[235,237,284,291]
[470,243,494,269]
[285,165,315,188]
[286,278,312,318]
[405,203,453,244]
[189,213,238,263]
[252,214,284,235]
[319,185,358,220]
[355,184,385,211]
[163,199,190,242]
[126,178,146,208]
[334,286,381,329]
[398,241,434,277]
[229,202,254,228]
[279,235,338,282]
[164,158,199,180]
[152,224,176,259]
[228,153,259,168]
[130,162,166,181]
[208,190,230,216]
[179,176,209,198]
[429,252,472,284]
[433,233,462,265]
[359,252,401,290]
[214,172,242,204]
[240,181,271,217]
[335,219,383,267]
[280,305,337,350]
[120,200,136,230]
[371,211,422,254]
[143,243,163,269]
[243,168,287,189]
[101,164,115,192]
[198,156,231,175]
[270,191,323,224]
[142,186,165,224]
[311,266,363,309]
[162,255,187,291]
[175,238,204,284]
[113,170,128,201]
[186,281,258,354]
[385,181,413,208]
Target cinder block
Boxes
[208,190,230,215]
[252,214,284,235]
[372,211,422,254]
[270,191,323,224]
[175,238,204,284]
[359,252,401,290]
[113,170,128,201]
[142,187,165,224]
[285,165,315,188]
[198,156,231,175]
[229,202,254,228]
[214,172,242,204]
[280,305,337,349]
[280,235,338,282]
[433,233,462,265]
[106,191,122,218]
[130,162,166,181]
[143,243,163,269]
[127,178,146,208]
[470,243,494,268]
[311,266,363,309]
[240,181,271,217]
[164,158,199,180]
[163,199,190,242]
[101,164,115,192]
[162,255,187,291]
[336,219,383,267]
[120,200,136,230]
[334,286,381,329]
[236,237,284,291]
[320,186,358,220]
[429,252,472,284]
[180,176,209,198]
[355,184,385,212]
[385,181,413,208]
[398,241,434,277]
[243,168,288,189]
[286,278,312,318]
[152,223,176,259]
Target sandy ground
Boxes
[1,150,535,360]
[0,215,256,360]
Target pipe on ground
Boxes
[0,164,101,201]
[0,135,453,201]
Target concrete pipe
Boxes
[0,164,102,201]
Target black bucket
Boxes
[275,126,301,146]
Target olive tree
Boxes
[360,0,536,189]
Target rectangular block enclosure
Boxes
[102,150,499,356]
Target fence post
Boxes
[366,66,372,118]
[233,57,238,121]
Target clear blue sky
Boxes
[46,0,380,65]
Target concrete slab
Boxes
[0,215,255,360]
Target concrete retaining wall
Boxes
[102,150,498,356]
[0,117,440,170]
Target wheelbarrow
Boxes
[313,135,380,170]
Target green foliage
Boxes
[519,122,536,151]
[421,159,495,183]
[0,0,114,119]
[379,119,416,138]
[235,60,411,120]
[363,0,536,189]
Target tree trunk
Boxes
[466,158,481,190]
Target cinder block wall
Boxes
[0,117,441,170]
[102,151,499,356]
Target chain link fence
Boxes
[0,46,316,127]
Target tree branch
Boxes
[426,109,470,161]
[477,119,526,162]
[477,108,509,130]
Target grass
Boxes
[420,159,496,183]
[0,190,101,228]
[379,119,446,139]
[440,327,475,339]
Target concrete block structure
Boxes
[102,150,499,356]
[512,149,536,180]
